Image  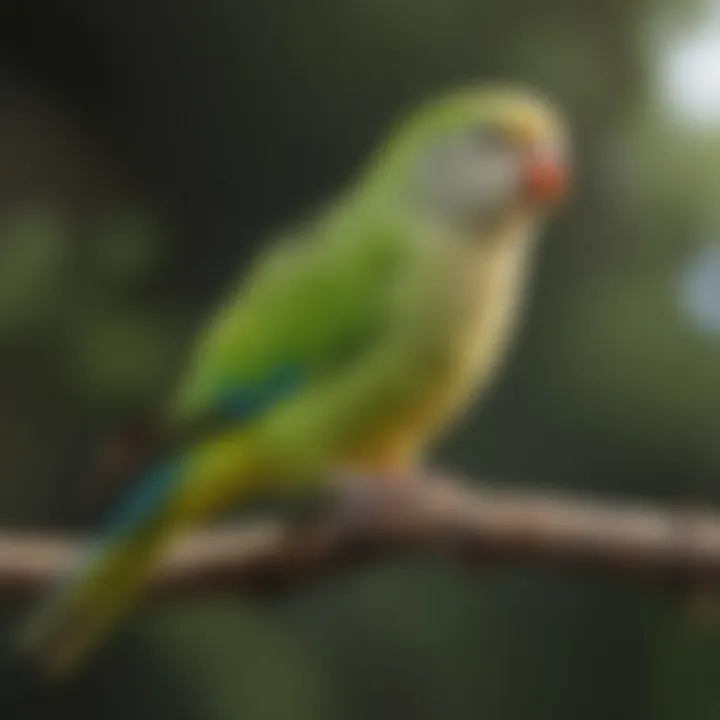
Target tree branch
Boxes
[2,476,720,600]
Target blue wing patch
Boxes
[216,364,304,422]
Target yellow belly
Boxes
[342,230,531,475]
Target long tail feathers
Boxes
[18,459,185,680]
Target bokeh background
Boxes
[0,0,719,717]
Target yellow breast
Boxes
[344,223,534,474]
[419,227,531,429]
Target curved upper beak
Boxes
[523,142,569,205]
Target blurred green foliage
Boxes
[0,0,719,717]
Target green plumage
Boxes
[19,85,566,678]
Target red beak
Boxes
[524,146,568,204]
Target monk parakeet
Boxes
[20,84,569,678]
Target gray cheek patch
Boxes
[414,136,521,222]
[464,151,520,208]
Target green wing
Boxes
[168,219,408,437]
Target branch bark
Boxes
[2,477,720,600]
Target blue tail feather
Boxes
[18,456,188,677]
[103,456,184,539]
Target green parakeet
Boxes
[20,84,569,678]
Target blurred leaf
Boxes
[89,209,165,289]
[0,207,67,333]
[650,610,720,720]
[132,599,329,720]
[65,307,181,410]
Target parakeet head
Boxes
[361,85,569,234]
